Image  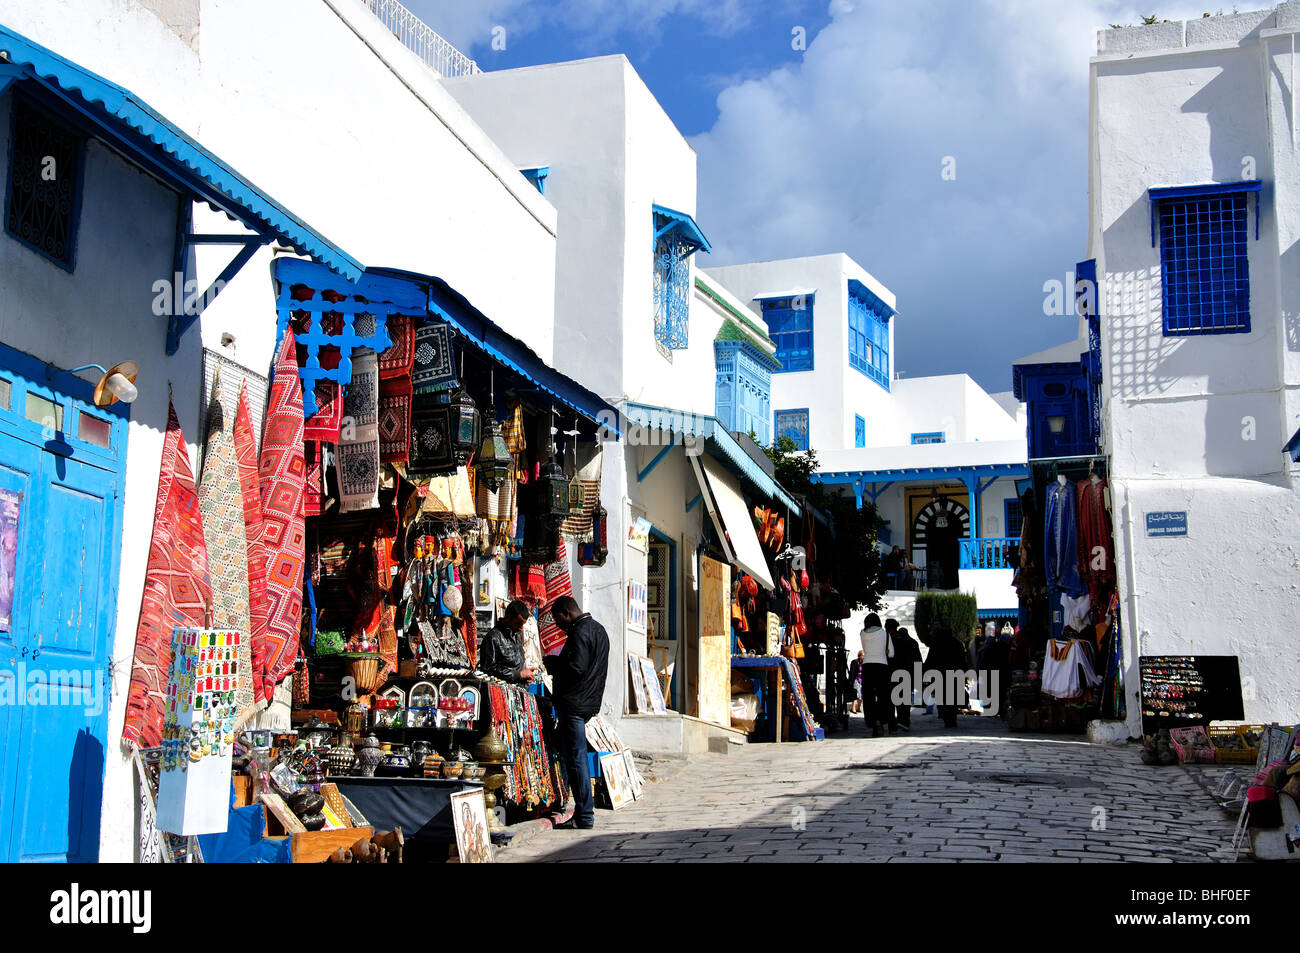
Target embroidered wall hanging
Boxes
[378,377,412,463]
[409,394,457,476]
[412,322,458,392]
[379,313,417,379]
[233,382,270,704]
[304,441,325,518]
[338,349,380,513]
[122,400,213,750]
[537,539,573,655]
[197,376,253,714]
[258,332,307,687]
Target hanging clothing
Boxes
[1076,475,1115,610]
[1041,638,1101,699]
[258,331,308,688]
[122,400,212,749]
[1043,479,1086,596]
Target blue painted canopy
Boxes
[652,203,711,254]
[0,25,361,279]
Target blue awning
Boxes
[623,402,798,511]
[274,258,621,434]
[652,203,711,253]
[0,25,361,280]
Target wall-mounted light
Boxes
[1047,414,1066,434]
[59,361,140,406]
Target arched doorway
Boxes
[912,495,970,590]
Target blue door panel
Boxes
[35,478,107,659]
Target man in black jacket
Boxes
[478,600,535,685]
[545,595,609,829]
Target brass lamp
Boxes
[475,368,511,493]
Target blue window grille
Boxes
[1004,498,1023,539]
[653,205,710,350]
[775,409,809,450]
[714,341,773,445]
[911,432,944,445]
[759,295,814,371]
[854,414,865,448]
[5,95,85,271]
[520,166,549,195]
[847,279,892,389]
[1149,182,1259,336]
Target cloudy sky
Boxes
[407,0,1218,391]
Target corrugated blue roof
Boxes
[0,24,361,280]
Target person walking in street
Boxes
[477,600,536,685]
[545,595,610,830]
[890,625,922,730]
[860,613,895,737]
[847,650,865,714]
[922,623,968,730]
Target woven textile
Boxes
[537,539,572,654]
[559,447,602,541]
[409,394,456,476]
[259,331,307,687]
[198,377,253,713]
[501,397,526,455]
[338,350,379,513]
[412,322,457,392]
[234,382,270,704]
[304,441,324,517]
[378,377,412,463]
[122,401,212,749]
[474,462,517,549]
[378,313,416,379]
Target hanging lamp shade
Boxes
[538,453,571,518]
[477,419,511,493]
[446,383,480,466]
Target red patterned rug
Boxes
[379,313,416,379]
[378,377,412,463]
[234,382,270,704]
[121,400,212,750]
[537,539,572,654]
[259,331,307,687]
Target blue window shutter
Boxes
[855,415,865,448]
[760,296,814,372]
[775,409,809,450]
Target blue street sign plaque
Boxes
[1145,511,1188,537]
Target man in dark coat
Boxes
[922,623,968,729]
[478,600,535,685]
[890,625,923,730]
[545,595,610,829]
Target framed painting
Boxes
[451,789,494,863]
[599,751,634,810]
[627,654,649,713]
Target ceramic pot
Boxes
[355,735,384,777]
[326,742,355,776]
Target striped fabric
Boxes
[122,400,212,749]
[258,332,307,687]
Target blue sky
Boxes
[409,0,1217,392]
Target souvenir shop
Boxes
[1005,456,1124,734]
[728,500,838,742]
[123,258,620,863]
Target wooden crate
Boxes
[290,826,373,864]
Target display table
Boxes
[731,655,824,742]
[333,776,483,859]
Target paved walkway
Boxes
[500,710,1238,862]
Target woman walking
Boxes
[859,613,894,737]
[847,650,865,714]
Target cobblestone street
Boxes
[501,712,1238,863]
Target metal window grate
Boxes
[1004,498,1023,539]
[200,348,269,461]
[1158,193,1250,335]
[854,414,865,448]
[5,95,84,270]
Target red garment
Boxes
[536,539,573,654]
[1075,477,1115,612]
[122,401,212,749]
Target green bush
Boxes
[913,591,979,645]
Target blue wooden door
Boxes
[0,345,127,862]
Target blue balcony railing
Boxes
[959,537,1019,570]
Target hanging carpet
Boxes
[233,382,270,704]
[338,349,380,513]
[378,376,412,464]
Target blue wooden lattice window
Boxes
[5,96,85,271]
[911,432,944,445]
[848,279,891,389]
[714,342,773,445]
[760,295,814,372]
[775,409,809,450]
[854,414,865,448]
[1151,184,1256,336]
[653,205,709,350]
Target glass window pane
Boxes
[25,392,63,431]
[78,410,112,448]
[0,378,10,411]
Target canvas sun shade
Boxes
[692,453,775,591]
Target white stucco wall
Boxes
[1090,6,1300,728]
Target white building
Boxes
[704,256,1028,629]
[0,0,568,862]
[1084,5,1300,728]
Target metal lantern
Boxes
[446,384,480,466]
[538,453,571,518]
[476,368,512,493]
[565,418,585,512]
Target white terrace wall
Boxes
[1091,5,1300,727]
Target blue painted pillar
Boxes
[963,474,978,539]
[852,479,864,510]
